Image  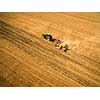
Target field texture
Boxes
[0,12,100,86]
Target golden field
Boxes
[0,12,100,86]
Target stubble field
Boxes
[0,12,100,86]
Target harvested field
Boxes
[0,12,100,86]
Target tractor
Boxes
[42,33,69,52]
[42,33,53,41]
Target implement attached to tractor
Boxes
[42,33,53,41]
